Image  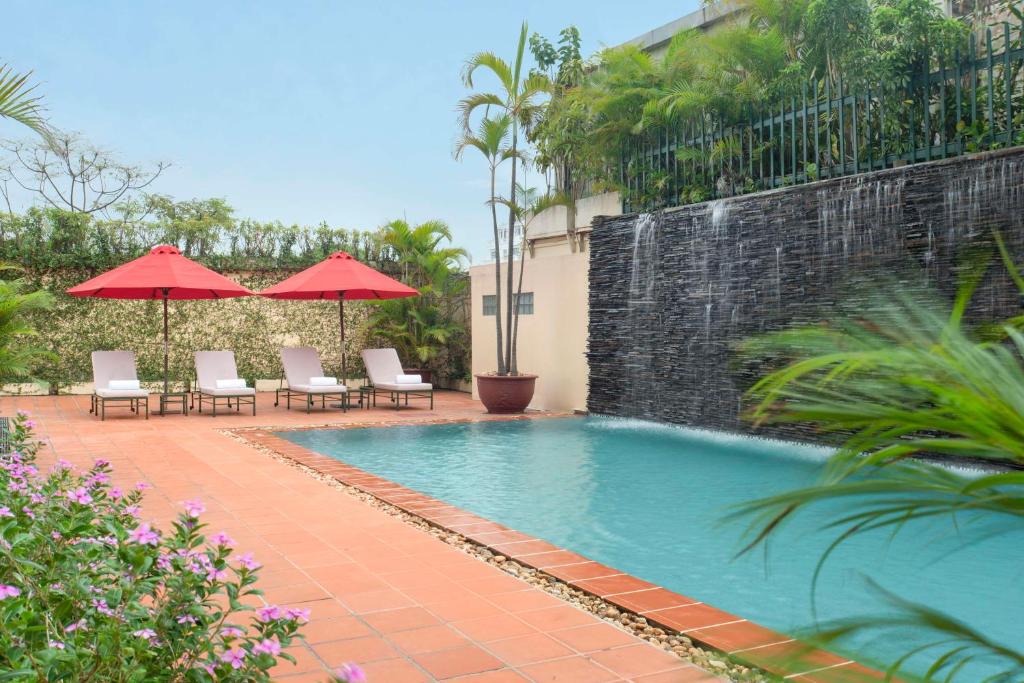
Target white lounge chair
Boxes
[193,351,256,417]
[275,347,348,412]
[90,351,149,420]
[361,348,433,410]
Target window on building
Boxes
[514,292,534,314]
[482,293,534,316]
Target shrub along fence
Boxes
[623,21,1024,211]
[21,269,374,393]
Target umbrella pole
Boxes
[163,289,170,395]
[339,296,346,381]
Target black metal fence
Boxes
[622,22,1024,212]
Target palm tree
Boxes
[733,243,1024,679]
[459,22,551,376]
[454,113,516,375]
[0,65,48,137]
[369,219,468,372]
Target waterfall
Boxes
[623,212,661,416]
[628,213,659,304]
[590,150,1024,435]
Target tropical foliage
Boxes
[735,241,1024,680]
[368,219,469,378]
[0,412,308,680]
[0,204,392,272]
[0,65,48,137]
[458,22,552,376]
[0,265,54,383]
[527,0,1015,209]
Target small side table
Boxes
[159,392,190,416]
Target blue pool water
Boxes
[280,417,1023,678]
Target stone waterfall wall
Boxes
[587,147,1024,440]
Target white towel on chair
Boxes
[396,374,422,384]
[108,379,140,390]
[215,378,247,389]
[309,376,338,386]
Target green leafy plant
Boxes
[0,412,312,680]
[367,219,468,375]
[0,64,48,137]
[459,22,552,376]
[734,240,1024,680]
[0,264,54,384]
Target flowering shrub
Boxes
[0,411,312,680]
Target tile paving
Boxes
[11,391,722,682]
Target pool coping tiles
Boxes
[237,421,889,683]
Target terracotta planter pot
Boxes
[475,373,537,414]
[402,368,433,384]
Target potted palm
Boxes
[456,22,554,413]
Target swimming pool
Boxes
[279,416,1023,679]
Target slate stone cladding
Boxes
[587,147,1024,441]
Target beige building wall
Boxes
[469,192,621,412]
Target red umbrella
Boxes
[259,251,418,378]
[67,245,255,394]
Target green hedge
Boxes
[27,270,376,390]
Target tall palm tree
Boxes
[455,113,516,375]
[0,65,48,137]
[460,22,551,376]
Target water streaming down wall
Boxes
[588,148,1024,439]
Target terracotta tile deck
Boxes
[10,391,722,682]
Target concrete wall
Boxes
[469,192,621,412]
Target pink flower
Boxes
[125,505,141,517]
[255,605,282,622]
[128,523,160,546]
[234,552,261,570]
[0,585,21,599]
[220,647,246,669]
[48,640,65,650]
[0,506,13,518]
[206,566,228,582]
[16,409,29,418]
[335,663,366,683]
[23,420,36,430]
[109,487,124,500]
[177,615,197,625]
[210,531,235,547]
[253,638,281,656]
[93,458,110,468]
[285,607,311,623]
[66,487,93,505]
[133,628,157,640]
[181,499,205,518]
[220,626,244,638]
[64,619,86,633]
[135,481,150,491]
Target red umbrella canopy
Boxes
[259,251,418,300]
[66,245,254,299]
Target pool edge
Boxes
[232,420,891,683]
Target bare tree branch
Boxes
[0,131,169,214]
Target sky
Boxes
[4,1,702,263]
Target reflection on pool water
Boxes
[279,416,1023,678]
